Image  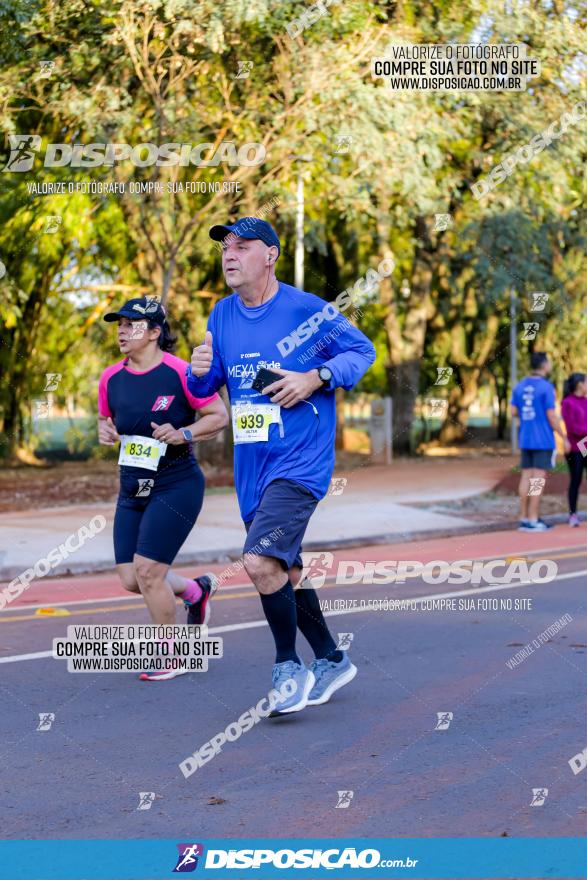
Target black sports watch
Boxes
[181,428,193,443]
[318,366,333,388]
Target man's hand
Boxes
[564,437,572,455]
[98,416,119,446]
[191,331,213,377]
[264,368,323,408]
[150,422,184,445]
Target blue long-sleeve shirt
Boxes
[186,281,376,521]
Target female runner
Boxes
[98,297,228,680]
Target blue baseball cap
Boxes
[209,217,281,254]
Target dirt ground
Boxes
[0,460,235,512]
[0,451,370,513]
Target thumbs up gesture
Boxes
[191,330,214,377]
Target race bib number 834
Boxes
[118,435,167,470]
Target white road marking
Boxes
[0,569,583,665]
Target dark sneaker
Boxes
[518,520,550,532]
[185,574,217,626]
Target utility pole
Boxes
[510,289,518,453]
[295,169,304,290]
[290,154,311,291]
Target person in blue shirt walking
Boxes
[510,352,568,532]
[188,217,376,715]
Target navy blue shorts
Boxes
[243,478,319,571]
[113,462,205,566]
[520,449,555,470]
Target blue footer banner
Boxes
[1,838,586,879]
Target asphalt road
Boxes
[1,530,587,842]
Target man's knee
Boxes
[243,552,279,583]
[289,565,303,588]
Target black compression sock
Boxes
[260,581,300,664]
[295,585,342,662]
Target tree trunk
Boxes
[438,367,481,443]
[386,361,421,453]
[1,275,48,459]
[378,214,436,454]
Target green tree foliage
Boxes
[0,0,585,458]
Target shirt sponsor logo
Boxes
[152,395,175,411]
[227,360,280,390]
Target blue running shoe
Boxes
[268,660,315,716]
[518,520,550,532]
[307,653,357,706]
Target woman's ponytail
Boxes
[563,372,586,399]
[150,317,177,353]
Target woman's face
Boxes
[577,379,587,396]
[116,317,159,355]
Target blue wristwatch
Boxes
[181,428,193,443]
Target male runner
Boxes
[511,351,568,531]
[187,218,376,714]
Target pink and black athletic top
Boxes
[561,394,587,453]
[98,352,218,474]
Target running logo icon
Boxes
[173,843,204,872]
[136,792,156,811]
[522,322,539,341]
[37,713,55,731]
[434,213,453,231]
[334,134,353,154]
[34,400,51,419]
[234,60,253,79]
[2,134,42,172]
[132,297,161,315]
[337,632,354,651]
[38,60,55,79]
[335,790,354,809]
[301,551,334,589]
[44,373,62,391]
[528,477,545,496]
[328,477,347,496]
[427,398,448,416]
[44,215,62,234]
[434,366,453,385]
[130,322,147,339]
[530,787,548,806]
[435,712,453,730]
[152,395,175,411]
[530,292,549,311]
